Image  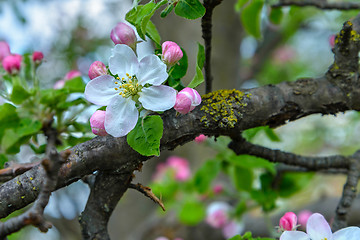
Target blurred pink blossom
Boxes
[153,156,191,182]
[206,202,230,229]
[0,41,11,62]
[222,220,244,239]
[273,46,296,64]
[213,184,224,194]
[298,210,312,227]
[194,134,207,143]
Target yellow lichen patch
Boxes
[200,89,249,128]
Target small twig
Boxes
[272,0,360,10]
[0,162,40,182]
[201,0,223,93]
[229,136,350,170]
[333,151,360,231]
[129,183,166,211]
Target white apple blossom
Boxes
[280,213,360,240]
[85,44,176,137]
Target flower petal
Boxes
[306,213,333,240]
[280,231,310,240]
[333,227,360,240]
[109,44,139,77]
[85,75,117,106]
[137,54,168,86]
[104,95,138,137]
[138,85,176,111]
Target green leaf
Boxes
[10,82,31,104]
[269,7,283,25]
[0,103,20,140]
[193,159,221,193]
[170,48,188,79]
[126,1,165,44]
[56,97,87,110]
[235,0,250,11]
[40,88,68,108]
[278,172,313,198]
[240,0,264,39]
[161,3,174,18]
[1,118,42,154]
[230,166,253,192]
[145,20,161,46]
[167,76,185,91]
[196,43,205,69]
[63,76,85,93]
[187,43,205,88]
[264,126,281,142]
[127,115,163,156]
[178,200,205,225]
[174,0,206,20]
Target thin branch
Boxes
[228,136,350,170]
[272,0,360,10]
[129,183,166,211]
[0,122,70,238]
[201,0,223,93]
[333,151,360,231]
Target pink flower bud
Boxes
[90,110,108,136]
[174,87,201,114]
[279,212,297,231]
[2,54,22,75]
[206,202,231,228]
[298,210,312,227]
[32,51,44,64]
[110,22,137,51]
[88,61,107,80]
[162,41,183,66]
[0,41,11,62]
[194,134,207,143]
[65,70,81,80]
[329,34,335,48]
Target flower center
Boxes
[114,73,142,98]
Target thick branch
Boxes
[79,170,134,240]
[272,0,360,10]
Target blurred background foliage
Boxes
[1,0,360,239]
